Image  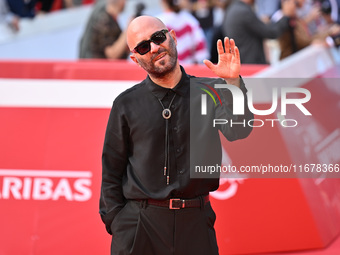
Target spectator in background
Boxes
[322,0,340,24]
[274,0,340,59]
[3,0,55,25]
[255,0,280,23]
[63,0,83,8]
[49,0,95,11]
[0,0,20,31]
[294,0,322,34]
[157,0,210,64]
[7,0,36,18]
[222,0,295,64]
[79,0,129,59]
[320,0,340,45]
[209,0,232,63]
[36,0,55,14]
[190,0,215,52]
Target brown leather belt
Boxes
[140,196,210,209]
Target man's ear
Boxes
[169,29,177,46]
[130,54,141,67]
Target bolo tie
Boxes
[157,93,176,185]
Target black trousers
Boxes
[110,199,219,255]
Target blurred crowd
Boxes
[79,0,340,64]
[2,0,340,64]
[0,0,95,32]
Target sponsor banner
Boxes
[0,63,339,255]
[0,169,92,201]
[0,107,111,255]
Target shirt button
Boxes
[176,148,181,153]
[171,104,175,109]
[174,126,178,131]
[179,170,184,174]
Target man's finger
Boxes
[203,59,215,71]
[230,39,236,52]
[224,37,230,53]
[216,39,224,55]
[235,46,240,61]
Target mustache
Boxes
[151,49,167,61]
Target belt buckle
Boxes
[169,198,183,209]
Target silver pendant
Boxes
[162,109,171,119]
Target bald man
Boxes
[100,16,253,255]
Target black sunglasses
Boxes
[132,29,169,55]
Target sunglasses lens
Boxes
[136,42,151,55]
[134,30,168,55]
[151,31,167,45]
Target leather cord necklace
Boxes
[157,93,176,185]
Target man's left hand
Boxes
[203,37,240,87]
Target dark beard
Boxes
[136,36,178,78]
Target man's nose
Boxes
[150,42,161,53]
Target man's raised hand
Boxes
[203,37,241,86]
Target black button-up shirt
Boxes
[100,66,253,233]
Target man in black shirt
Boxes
[100,15,253,255]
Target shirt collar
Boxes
[146,65,190,100]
